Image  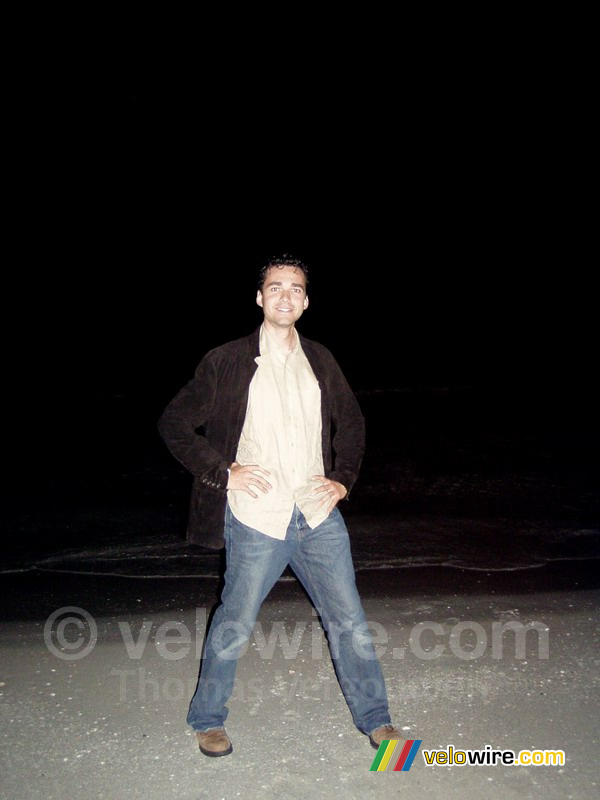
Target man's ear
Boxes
[256,290,263,308]
[303,295,309,310]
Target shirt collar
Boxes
[259,324,299,358]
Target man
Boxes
[158,254,402,757]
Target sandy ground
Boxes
[1,562,599,800]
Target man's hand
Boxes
[227,462,272,498]
[310,475,347,512]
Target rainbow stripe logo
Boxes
[370,739,422,772]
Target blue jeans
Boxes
[187,504,391,735]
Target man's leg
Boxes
[187,505,292,732]
[289,508,392,737]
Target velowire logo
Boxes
[370,739,422,772]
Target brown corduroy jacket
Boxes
[157,327,365,549]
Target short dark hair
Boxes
[258,253,309,290]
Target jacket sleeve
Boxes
[327,355,366,496]
[157,353,230,493]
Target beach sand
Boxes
[1,560,598,800]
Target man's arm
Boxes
[326,352,366,497]
[157,354,230,491]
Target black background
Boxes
[5,53,597,511]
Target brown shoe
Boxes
[195,727,233,757]
[368,724,404,750]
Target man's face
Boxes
[256,266,309,329]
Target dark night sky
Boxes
[7,66,597,489]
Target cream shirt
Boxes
[227,324,328,538]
